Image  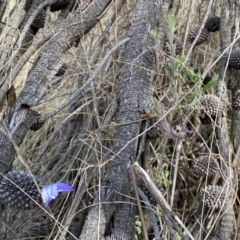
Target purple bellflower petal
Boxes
[161,117,194,140]
[41,183,73,206]
[56,182,73,192]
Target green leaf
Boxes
[167,14,175,39]
[149,29,157,39]
[202,74,218,91]
[175,231,182,240]
[170,87,176,95]
[186,86,201,106]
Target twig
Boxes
[39,37,130,122]
[130,165,149,240]
[138,188,161,240]
[132,161,194,240]
[170,140,182,207]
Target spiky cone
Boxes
[0,171,42,209]
[192,155,219,177]
[200,185,226,209]
[103,236,127,240]
[199,94,224,124]
[50,0,69,11]
[205,16,221,32]
[55,63,67,76]
[232,90,240,110]
[165,36,183,55]
[188,25,209,46]
[223,49,240,69]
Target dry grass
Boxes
[0,0,239,239]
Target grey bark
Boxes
[0,0,113,174]
[80,0,158,239]
[216,0,235,239]
[0,108,38,177]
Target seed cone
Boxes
[223,50,240,69]
[188,25,209,46]
[199,94,224,124]
[200,185,225,209]
[192,155,219,177]
[232,90,240,110]
[50,0,69,12]
[205,16,221,32]
[0,171,42,209]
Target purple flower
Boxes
[158,117,193,139]
[41,183,73,206]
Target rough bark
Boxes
[216,0,235,239]
[0,107,38,176]
[80,0,158,239]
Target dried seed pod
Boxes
[232,90,240,110]
[55,63,67,77]
[223,50,240,69]
[0,171,42,209]
[205,16,221,32]
[50,0,69,12]
[165,36,183,55]
[200,185,226,209]
[188,25,209,46]
[199,94,224,124]
[192,155,219,177]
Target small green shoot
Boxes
[150,28,157,39]
[202,74,218,91]
[166,14,175,40]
